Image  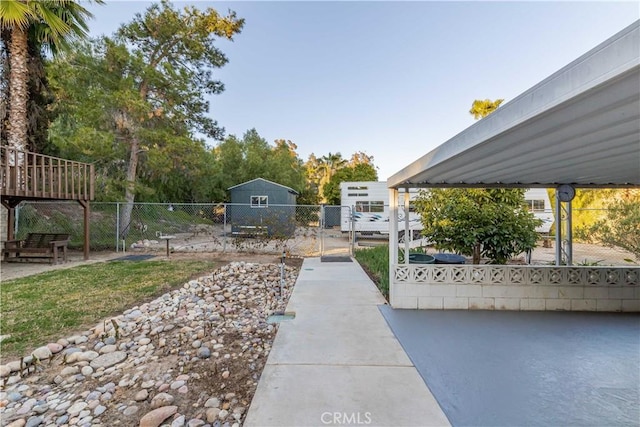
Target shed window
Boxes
[251,195,268,208]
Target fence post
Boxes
[318,205,324,256]
[223,203,227,253]
[116,202,120,252]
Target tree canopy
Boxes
[9,0,379,209]
[414,188,540,264]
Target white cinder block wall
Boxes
[391,265,640,312]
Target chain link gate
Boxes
[318,205,353,257]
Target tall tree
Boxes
[303,151,378,204]
[309,152,346,203]
[49,1,243,233]
[0,0,96,153]
[0,29,56,153]
[322,162,378,205]
[213,129,306,200]
[113,1,243,233]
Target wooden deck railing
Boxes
[0,146,94,201]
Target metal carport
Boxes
[387,20,639,267]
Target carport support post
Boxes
[555,194,562,266]
[404,188,410,259]
[565,201,573,265]
[389,187,399,264]
[555,194,574,266]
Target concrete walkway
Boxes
[244,257,450,427]
[0,252,121,281]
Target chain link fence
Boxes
[7,201,354,257]
[5,202,637,265]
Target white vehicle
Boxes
[340,182,554,235]
[523,188,554,234]
[340,181,422,237]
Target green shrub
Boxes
[354,245,389,299]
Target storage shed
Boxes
[228,178,299,237]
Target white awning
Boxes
[388,21,640,189]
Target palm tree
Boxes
[0,0,97,153]
[318,152,347,203]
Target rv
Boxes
[340,182,554,236]
[523,188,554,234]
[340,181,422,237]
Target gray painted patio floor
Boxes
[379,308,640,427]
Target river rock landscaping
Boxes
[0,261,299,427]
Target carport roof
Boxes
[388,21,640,190]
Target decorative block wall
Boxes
[391,265,640,312]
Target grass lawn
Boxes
[354,245,389,299]
[0,259,218,362]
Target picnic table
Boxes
[3,233,70,265]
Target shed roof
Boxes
[228,177,300,195]
[388,21,640,189]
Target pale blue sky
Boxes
[86,1,639,180]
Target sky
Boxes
[85,1,639,181]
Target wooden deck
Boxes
[0,146,94,201]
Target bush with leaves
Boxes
[414,188,541,264]
[577,197,640,261]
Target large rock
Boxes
[150,392,175,409]
[89,351,127,369]
[32,346,52,360]
[139,405,178,427]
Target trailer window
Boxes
[356,201,385,213]
[251,196,268,208]
[527,199,545,212]
[347,186,368,190]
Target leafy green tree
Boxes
[314,152,347,203]
[415,188,540,264]
[141,135,219,202]
[267,139,306,194]
[576,191,640,260]
[0,0,97,153]
[213,129,306,201]
[322,162,378,205]
[48,1,243,233]
[304,151,377,204]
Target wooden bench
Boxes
[3,233,70,265]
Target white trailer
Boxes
[340,182,554,235]
[523,188,554,234]
[340,181,422,236]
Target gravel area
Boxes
[0,259,300,427]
